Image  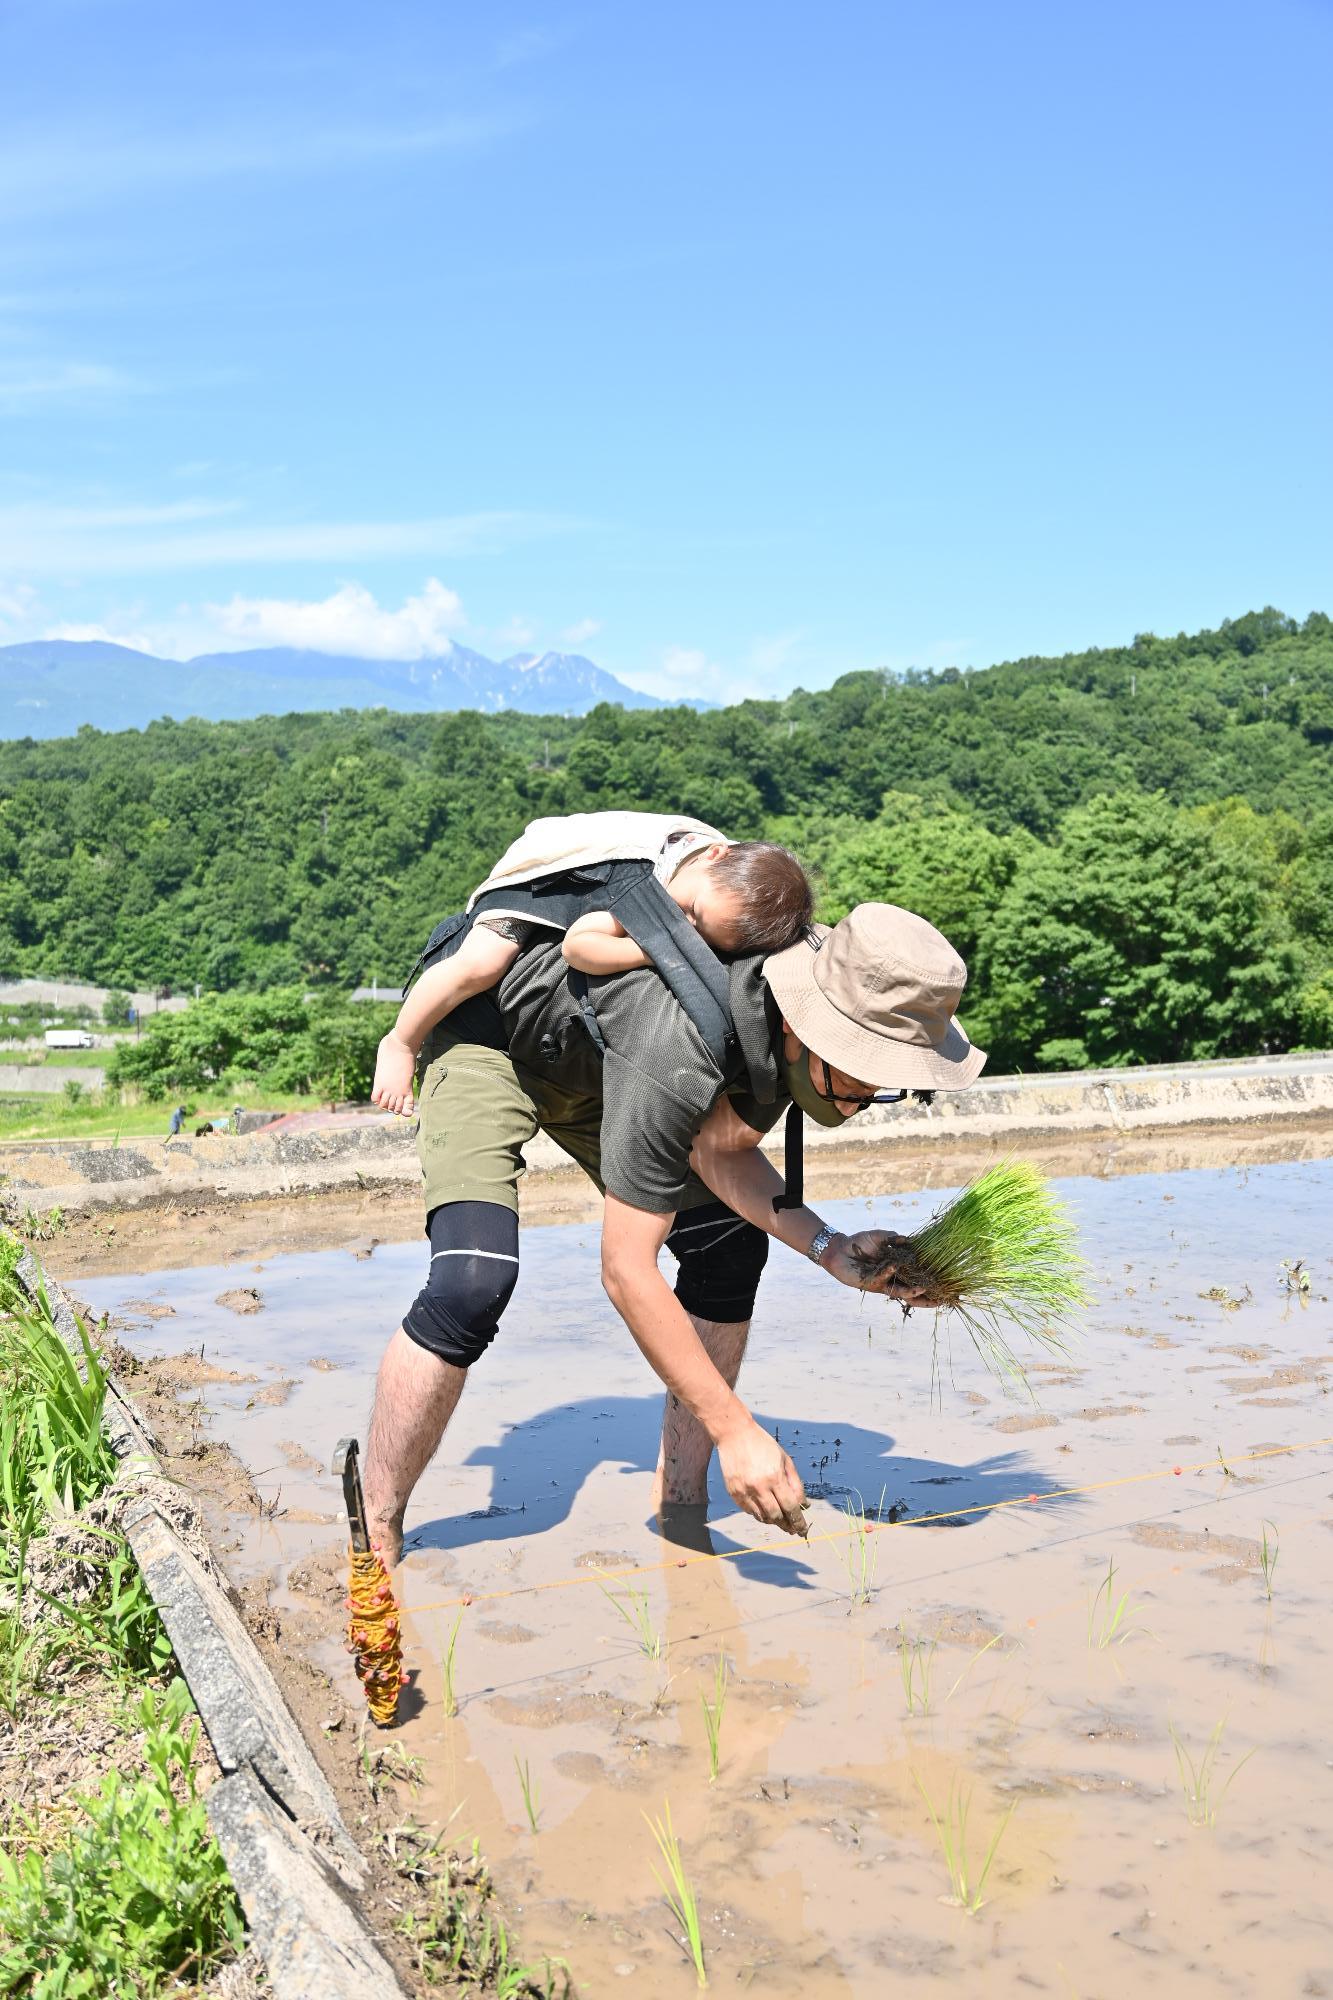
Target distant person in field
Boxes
[371,812,814,1117]
[167,1105,185,1137]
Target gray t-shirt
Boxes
[438,934,787,1213]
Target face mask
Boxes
[780,1043,854,1127]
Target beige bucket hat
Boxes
[763,903,988,1089]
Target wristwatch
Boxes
[806,1222,838,1267]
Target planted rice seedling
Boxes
[442,1610,464,1717]
[851,1162,1088,1391]
[1259,1521,1279,1600]
[898,1628,936,1715]
[700,1651,728,1782]
[1170,1718,1255,1827]
[645,1799,706,1986]
[597,1574,664,1660]
[1086,1559,1145,1650]
[515,1755,541,1834]
[842,1488,884,1608]
[913,1772,1016,1914]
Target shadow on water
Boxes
[405,1392,1073,1582]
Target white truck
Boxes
[44,1028,95,1050]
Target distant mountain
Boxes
[0,639,711,739]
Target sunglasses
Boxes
[810,1056,935,1113]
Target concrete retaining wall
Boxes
[0,1063,106,1094]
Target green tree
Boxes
[975,793,1305,1070]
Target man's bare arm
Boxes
[600,1192,807,1531]
[689,1095,925,1297]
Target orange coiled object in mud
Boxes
[345,1546,406,1727]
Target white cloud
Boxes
[0,360,140,411]
[495,614,536,650]
[0,503,563,574]
[0,113,526,224]
[0,582,39,637]
[204,580,466,659]
[561,616,602,647]
[44,620,160,653]
[622,645,720,701]
[746,630,805,679]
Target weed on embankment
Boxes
[0,1239,245,1993]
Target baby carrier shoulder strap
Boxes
[408,859,736,1074]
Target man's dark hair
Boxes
[706,841,814,954]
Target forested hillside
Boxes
[2,607,1330,1073]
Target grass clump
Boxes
[0,1273,117,1565]
[0,1252,246,1994]
[397,1833,570,1993]
[852,1161,1088,1390]
[0,1677,243,1994]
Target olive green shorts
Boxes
[415,1031,605,1218]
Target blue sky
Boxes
[2,0,1330,702]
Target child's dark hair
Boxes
[705,841,814,955]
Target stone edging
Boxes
[11,1244,409,2000]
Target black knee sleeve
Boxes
[666,1201,769,1322]
[403,1201,520,1367]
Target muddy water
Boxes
[82,1158,1333,1997]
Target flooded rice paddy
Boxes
[81,1156,1333,1997]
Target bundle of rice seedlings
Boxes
[851,1161,1088,1391]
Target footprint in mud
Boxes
[488,1688,630,1729]
[477,1620,538,1645]
[992,1412,1061,1433]
[308,1355,341,1372]
[244,1379,294,1408]
[1132,1521,1261,1569]
[1069,1404,1147,1421]
[277,1439,322,1473]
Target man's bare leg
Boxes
[652,1314,749,1511]
[363,1327,467,1566]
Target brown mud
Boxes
[75,1148,1333,1998]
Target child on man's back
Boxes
[371,823,812,1117]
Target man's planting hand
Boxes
[822,1228,932,1303]
[716,1415,809,1536]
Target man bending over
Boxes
[363,901,986,1562]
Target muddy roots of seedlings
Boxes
[851,1161,1089,1389]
